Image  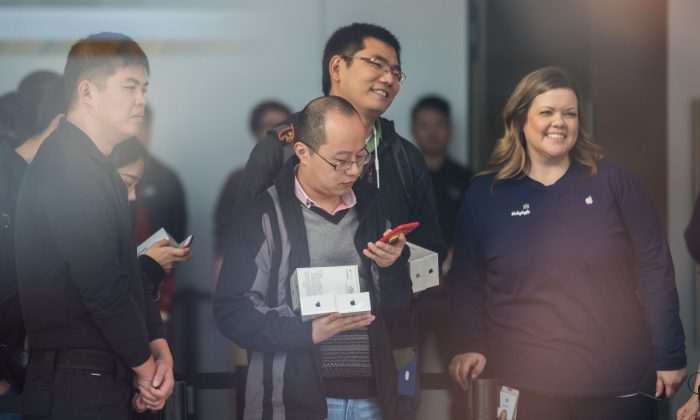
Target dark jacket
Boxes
[0,142,27,386]
[237,114,446,264]
[685,192,700,263]
[213,158,413,420]
[15,121,164,367]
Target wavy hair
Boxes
[485,67,603,181]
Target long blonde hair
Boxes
[485,67,603,181]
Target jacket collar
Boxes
[59,119,115,168]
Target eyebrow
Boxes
[332,150,354,157]
[538,105,577,110]
[371,54,401,68]
[332,148,368,158]
[124,77,149,87]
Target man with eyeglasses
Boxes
[236,23,446,418]
[214,96,413,420]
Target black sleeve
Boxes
[44,168,151,367]
[235,133,286,212]
[213,170,244,256]
[685,193,700,263]
[142,270,166,341]
[138,254,165,296]
[446,187,487,356]
[375,246,414,348]
[164,170,187,242]
[612,168,686,370]
[0,163,17,302]
[138,256,166,340]
[402,139,448,265]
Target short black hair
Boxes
[0,92,22,148]
[322,23,401,95]
[17,70,62,135]
[64,32,149,108]
[297,96,358,151]
[19,73,66,141]
[411,95,451,122]
[110,137,147,169]
[248,100,291,134]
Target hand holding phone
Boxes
[363,222,418,268]
[377,222,420,244]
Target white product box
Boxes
[290,265,360,311]
[136,227,193,256]
[334,292,372,316]
[299,294,337,321]
[137,228,177,256]
[291,266,372,321]
[407,242,439,293]
[298,292,371,321]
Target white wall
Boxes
[668,0,700,411]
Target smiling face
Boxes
[522,88,579,167]
[90,64,148,144]
[329,37,401,121]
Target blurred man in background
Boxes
[411,95,472,269]
[0,70,64,419]
[213,100,291,268]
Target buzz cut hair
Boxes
[297,95,359,151]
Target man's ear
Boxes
[294,141,309,164]
[329,55,344,85]
[77,80,94,107]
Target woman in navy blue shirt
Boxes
[448,67,687,420]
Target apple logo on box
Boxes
[350,300,356,306]
[315,301,321,308]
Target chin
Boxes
[367,99,391,114]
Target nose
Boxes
[136,89,146,106]
[378,69,394,86]
[346,161,362,176]
[552,112,565,127]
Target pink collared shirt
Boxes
[294,175,357,215]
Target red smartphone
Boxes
[377,222,420,244]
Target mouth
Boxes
[370,88,389,99]
[545,133,566,139]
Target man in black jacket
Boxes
[215,96,411,419]
[14,33,173,419]
[239,24,445,264]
